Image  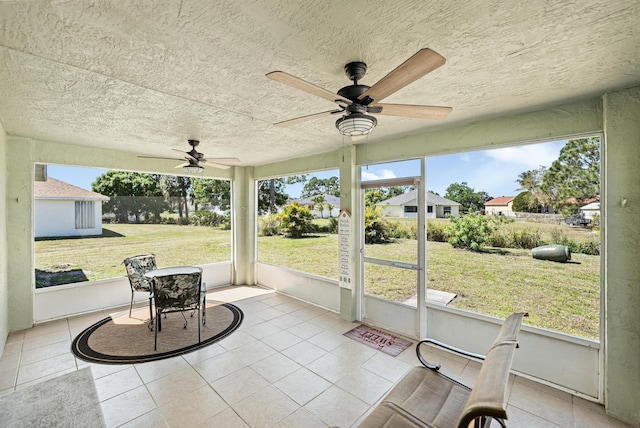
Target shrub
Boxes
[364,206,393,244]
[280,202,315,238]
[175,217,190,225]
[328,217,339,234]
[511,227,544,249]
[489,229,511,248]
[190,210,227,227]
[446,213,498,251]
[259,213,282,236]
[427,221,448,242]
[387,221,416,239]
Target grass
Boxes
[35,224,231,286]
[35,220,600,339]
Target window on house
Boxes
[443,206,451,215]
[75,201,95,229]
[404,206,418,213]
[427,206,433,213]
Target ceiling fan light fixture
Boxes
[335,112,377,136]
[183,164,204,174]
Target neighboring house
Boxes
[295,194,340,218]
[377,190,461,218]
[580,201,600,221]
[34,178,109,238]
[484,196,516,217]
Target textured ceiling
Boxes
[0,0,639,167]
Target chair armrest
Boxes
[416,338,486,371]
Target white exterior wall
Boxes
[379,205,403,217]
[34,199,103,238]
[487,202,516,217]
[435,205,460,218]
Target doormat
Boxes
[343,324,412,357]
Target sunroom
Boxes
[1,1,639,427]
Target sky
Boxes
[46,139,566,200]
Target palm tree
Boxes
[312,195,326,218]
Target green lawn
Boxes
[35,224,231,285]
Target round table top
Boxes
[144,266,202,278]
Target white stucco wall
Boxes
[34,199,103,238]
[0,121,8,355]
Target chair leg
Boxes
[147,294,154,331]
[154,309,159,351]
[129,290,134,317]
[180,311,188,328]
[197,306,201,344]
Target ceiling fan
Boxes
[266,48,452,138]
[138,139,240,173]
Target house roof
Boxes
[34,178,109,201]
[295,194,340,206]
[377,190,460,207]
[485,196,516,206]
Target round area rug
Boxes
[71,302,243,364]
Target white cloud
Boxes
[361,169,397,181]
[484,142,563,168]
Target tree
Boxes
[364,186,408,208]
[160,175,192,220]
[301,176,340,198]
[92,171,164,223]
[312,195,326,218]
[444,182,491,213]
[192,179,231,211]
[279,202,315,238]
[515,166,547,194]
[257,179,289,215]
[512,191,540,212]
[541,137,600,216]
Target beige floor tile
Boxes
[250,352,301,383]
[242,321,283,340]
[101,385,158,428]
[0,352,20,371]
[506,405,563,427]
[233,385,299,428]
[181,342,226,365]
[80,361,132,380]
[304,385,370,427]
[218,330,259,350]
[0,366,17,391]
[307,329,350,351]
[196,407,249,427]
[269,313,305,330]
[573,396,635,428]
[331,339,378,365]
[19,339,72,366]
[335,367,394,405]
[274,367,332,405]
[255,306,287,321]
[6,331,25,344]
[508,377,574,427]
[211,366,270,405]
[21,329,70,352]
[361,352,412,383]
[287,321,324,340]
[192,350,248,383]
[156,384,229,427]
[1,340,23,356]
[146,365,207,406]
[24,318,68,339]
[119,409,169,428]
[307,352,360,384]
[281,340,327,366]
[230,340,277,366]
[261,330,303,352]
[94,366,143,401]
[13,367,77,391]
[134,356,189,383]
[274,407,327,428]
[16,352,76,385]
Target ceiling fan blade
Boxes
[266,71,352,104]
[274,109,343,127]
[138,155,182,161]
[373,103,452,120]
[200,157,241,163]
[205,162,232,170]
[358,48,446,103]
[172,148,198,161]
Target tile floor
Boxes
[0,286,634,427]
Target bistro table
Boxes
[144,266,207,327]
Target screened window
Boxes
[75,201,95,229]
[404,206,418,213]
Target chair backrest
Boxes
[151,268,202,311]
[123,254,157,292]
[456,312,525,428]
